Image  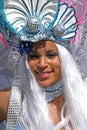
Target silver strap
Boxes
[6,78,22,130]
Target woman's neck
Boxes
[48,93,65,126]
[42,79,64,102]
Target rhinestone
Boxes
[52,24,65,38]
[26,16,40,32]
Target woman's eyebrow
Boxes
[45,49,58,52]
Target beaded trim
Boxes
[6,78,22,130]
[42,79,63,102]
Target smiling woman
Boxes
[0,0,87,130]
[28,41,62,87]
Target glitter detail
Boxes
[0,1,78,54]
[42,79,63,102]
[26,16,40,32]
[6,78,22,130]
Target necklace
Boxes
[42,79,64,102]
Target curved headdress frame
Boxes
[0,0,78,54]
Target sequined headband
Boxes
[0,0,78,54]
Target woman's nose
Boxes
[38,56,48,68]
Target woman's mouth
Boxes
[37,71,52,80]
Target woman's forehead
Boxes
[32,40,57,51]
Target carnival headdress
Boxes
[0,0,78,54]
[0,1,87,130]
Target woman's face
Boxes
[28,40,62,87]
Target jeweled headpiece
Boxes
[0,0,78,54]
[0,1,87,130]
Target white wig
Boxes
[6,43,87,130]
[56,44,87,130]
[21,54,54,130]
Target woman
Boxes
[28,40,63,125]
[0,0,87,130]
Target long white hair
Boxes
[56,44,87,130]
[21,54,54,130]
[20,43,87,130]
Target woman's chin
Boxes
[38,80,53,87]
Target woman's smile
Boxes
[36,71,53,80]
[28,40,62,87]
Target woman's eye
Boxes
[28,53,39,59]
[46,52,58,58]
